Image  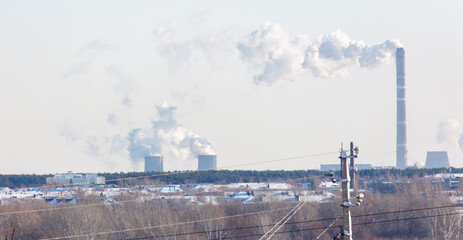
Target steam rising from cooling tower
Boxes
[238,22,403,85]
[396,48,407,169]
[437,119,463,152]
[127,102,215,169]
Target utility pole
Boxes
[334,142,361,240]
[349,142,356,193]
[340,146,352,240]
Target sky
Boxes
[1,1,463,173]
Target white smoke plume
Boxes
[127,102,215,167]
[437,118,463,151]
[238,22,403,85]
[153,28,228,67]
[79,40,118,53]
[106,65,136,108]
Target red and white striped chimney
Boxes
[396,48,407,169]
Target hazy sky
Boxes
[1,1,463,173]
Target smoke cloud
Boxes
[106,65,136,108]
[60,102,213,170]
[437,118,463,151]
[79,40,118,52]
[127,102,215,166]
[153,27,233,71]
[238,22,403,85]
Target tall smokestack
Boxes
[396,48,407,169]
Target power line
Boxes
[120,203,463,240]
[13,149,460,239]
[316,214,341,239]
[123,205,335,240]
[266,202,305,240]
[259,202,304,240]
[103,151,337,183]
[38,197,463,239]
[209,211,463,240]
[259,201,305,240]
[39,204,302,240]
[0,199,136,216]
[0,174,323,217]
[352,211,462,226]
[221,152,338,169]
[1,151,335,217]
[352,203,463,219]
[42,151,337,188]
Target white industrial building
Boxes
[46,172,105,185]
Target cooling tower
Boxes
[198,155,217,170]
[145,155,163,172]
[396,48,408,169]
[425,151,450,169]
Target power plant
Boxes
[137,49,446,172]
[198,155,217,170]
[145,155,163,172]
[396,47,408,169]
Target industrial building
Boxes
[46,172,105,185]
[145,155,163,172]
[425,151,450,169]
[198,155,217,170]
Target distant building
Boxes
[145,155,163,172]
[320,164,373,172]
[46,172,105,185]
[198,155,217,170]
[425,151,450,168]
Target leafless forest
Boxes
[1,178,463,240]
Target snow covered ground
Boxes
[0,182,332,206]
[3,172,462,206]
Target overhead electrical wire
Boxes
[259,201,305,240]
[210,211,463,240]
[316,214,342,239]
[103,151,338,183]
[0,175,319,217]
[265,202,306,240]
[42,203,463,240]
[40,151,338,188]
[39,204,301,240]
[6,149,458,239]
[1,151,336,217]
[122,209,463,240]
[221,151,338,169]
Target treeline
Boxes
[0,174,51,189]
[101,170,323,186]
[357,167,458,179]
[0,167,459,188]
